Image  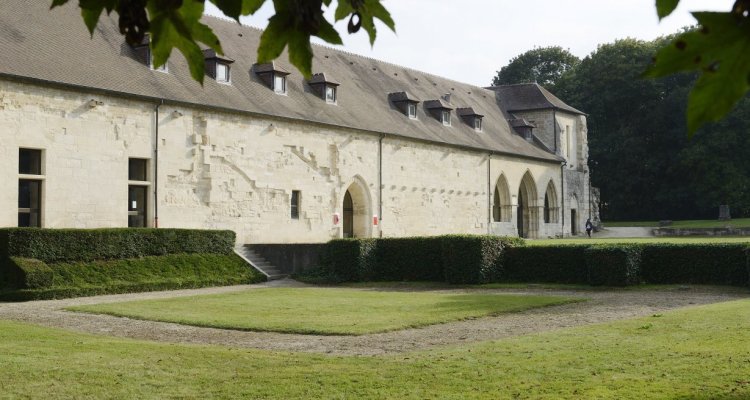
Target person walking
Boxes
[585,218,594,238]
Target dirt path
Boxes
[0,280,746,356]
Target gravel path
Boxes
[0,280,746,356]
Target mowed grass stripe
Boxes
[2,299,750,399]
[68,288,577,335]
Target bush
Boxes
[503,245,590,284]
[326,239,377,282]
[373,237,444,281]
[442,235,524,284]
[0,228,235,263]
[7,258,54,289]
[640,244,748,286]
[585,245,642,286]
[0,254,265,301]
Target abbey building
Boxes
[0,1,592,243]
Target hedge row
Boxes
[0,228,235,264]
[504,243,749,287]
[311,238,750,288]
[0,254,266,301]
[323,235,525,284]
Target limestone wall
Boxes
[0,79,590,242]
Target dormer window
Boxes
[388,91,420,120]
[425,99,453,126]
[457,107,484,132]
[216,62,230,83]
[130,35,166,73]
[149,50,168,72]
[441,110,451,126]
[325,86,337,103]
[274,74,287,94]
[203,49,234,84]
[407,103,417,119]
[254,62,291,94]
[309,73,340,104]
[474,117,483,131]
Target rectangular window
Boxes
[407,103,417,119]
[129,158,148,181]
[18,180,42,227]
[128,185,147,228]
[325,86,336,103]
[441,110,451,126]
[290,190,300,219]
[19,148,42,175]
[474,117,483,131]
[274,74,286,94]
[128,158,149,227]
[18,148,43,227]
[216,63,230,83]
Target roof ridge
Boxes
[201,11,494,94]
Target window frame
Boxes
[274,74,287,94]
[18,148,44,228]
[290,190,300,220]
[474,116,483,132]
[441,110,451,126]
[148,49,168,73]
[325,85,337,104]
[128,158,151,228]
[216,62,231,84]
[407,103,417,119]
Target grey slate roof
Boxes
[0,0,563,163]
[488,83,585,115]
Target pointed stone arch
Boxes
[544,180,559,223]
[342,175,372,238]
[492,174,512,222]
[517,170,539,238]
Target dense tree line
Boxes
[494,38,750,221]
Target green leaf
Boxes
[288,31,313,78]
[209,0,266,20]
[50,0,70,9]
[316,18,343,45]
[257,13,291,62]
[148,0,223,83]
[334,1,354,21]
[656,0,680,20]
[77,0,118,35]
[644,12,750,135]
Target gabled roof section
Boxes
[203,49,234,63]
[309,72,339,86]
[0,0,562,163]
[388,91,419,103]
[487,83,585,115]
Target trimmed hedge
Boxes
[0,254,265,301]
[640,244,749,286]
[585,245,641,286]
[504,245,590,284]
[322,235,523,284]
[0,228,235,264]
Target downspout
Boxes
[378,133,384,238]
[560,160,566,237]
[553,109,557,154]
[487,153,491,234]
[154,100,163,228]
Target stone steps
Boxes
[234,246,287,280]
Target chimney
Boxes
[442,93,451,104]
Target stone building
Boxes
[0,1,592,246]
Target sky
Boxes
[205,0,733,87]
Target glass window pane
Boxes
[408,103,416,118]
[128,185,147,228]
[325,86,336,103]
[217,63,229,82]
[18,179,41,227]
[291,190,300,219]
[274,75,286,93]
[19,149,42,175]
[129,159,148,181]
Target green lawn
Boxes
[68,288,576,335]
[531,236,750,246]
[604,217,750,228]
[2,298,749,399]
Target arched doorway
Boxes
[341,177,372,238]
[517,171,539,238]
[570,194,579,235]
[493,174,511,222]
